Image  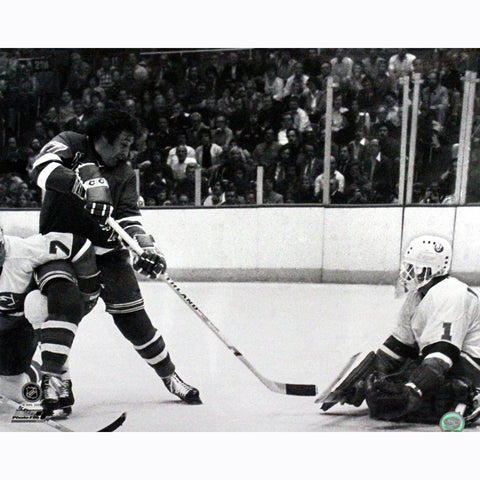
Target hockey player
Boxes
[31,108,201,404]
[0,225,100,416]
[318,235,480,425]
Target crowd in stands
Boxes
[0,47,479,207]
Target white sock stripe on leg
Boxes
[42,321,78,334]
[134,330,162,351]
[146,349,169,365]
[41,344,71,355]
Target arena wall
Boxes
[2,206,480,284]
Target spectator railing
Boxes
[406,73,422,204]
[458,71,477,204]
[398,75,410,205]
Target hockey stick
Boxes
[314,352,362,405]
[107,217,318,396]
[0,394,126,432]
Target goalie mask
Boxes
[0,225,5,267]
[399,235,452,291]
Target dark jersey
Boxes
[31,131,143,252]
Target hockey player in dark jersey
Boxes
[0,225,100,416]
[31,108,201,405]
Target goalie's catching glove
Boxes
[133,234,167,278]
[74,163,113,226]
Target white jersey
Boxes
[0,232,85,317]
[393,277,480,360]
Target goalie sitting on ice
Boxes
[319,235,480,425]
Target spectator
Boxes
[365,138,397,203]
[169,102,190,136]
[301,143,323,184]
[212,114,233,151]
[348,127,369,165]
[277,113,294,146]
[292,175,316,203]
[288,96,312,133]
[330,93,350,145]
[167,134,196,168]
[175,163,208,203]
[195,128,223,170]
[314,156,345,198]
[419,182,441,204]
[187,112,208,148]
[421,71,450,126]
[252,127,280,171]
[64,100,87,133]
[263,177,283,204]
[330,49,354,85]
[373,57,396,102]
[220,52,245,90]
[223,184,238,205]
[203,181,226,206]
[238,112,264,153]
[283,63,309,99]
[264,64,284,101]
[0,137,27,177]
[58,90,75,129]
[96,56,114,91]
[155,116,175,151]
[169,145,198,181]
[329,177,348,204]
[388,49,416,81]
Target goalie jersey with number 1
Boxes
[319,235,480,425]
[393,274,480,380]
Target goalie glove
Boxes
[133,234,167,279]
[73,162,113,226]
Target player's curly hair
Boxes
[86,108,141,144]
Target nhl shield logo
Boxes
[22,382,41,402]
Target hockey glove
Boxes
[365,370,423,421]
[74,163,113,226]
[133,234,167,279]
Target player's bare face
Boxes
[101,131,134,167]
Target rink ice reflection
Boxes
[2,282,477,432]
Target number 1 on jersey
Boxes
[442,322,452,341]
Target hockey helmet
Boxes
[399,235,452,291]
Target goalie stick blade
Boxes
[315,352,362,405]
[317,351,377,411]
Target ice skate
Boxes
[58,379,75,416]
[162,373,202,404]
[465,389,480,426]
[41,374,63,418]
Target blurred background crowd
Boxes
[1,47,480,207]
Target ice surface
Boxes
[1,282,478,432]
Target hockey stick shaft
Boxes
[107,217,317,396]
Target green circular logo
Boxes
[439,412,465,432]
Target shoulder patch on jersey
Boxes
[40,140,69,155]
